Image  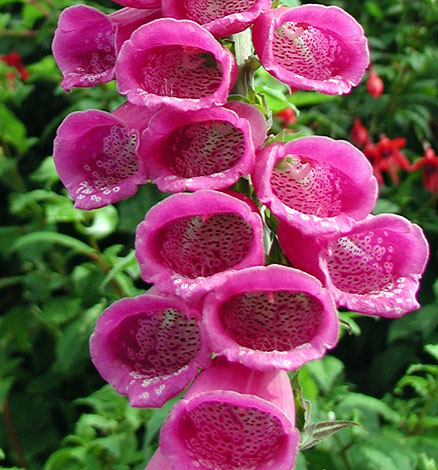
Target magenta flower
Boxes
[53,103,153,210]
[278,215,429,318]
[161,0,271,37]
[252,5,369,95]
[139,101,267,192]
[203,264,338,371]
[52,5,161,91]
[160,357,300,470]
[252,136,378,236]
[116,18,238,110]
[135,190,265,302]
[144,448,172,469]
[90,292,211,408]
[113,0,161,8]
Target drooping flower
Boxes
[350,117,368,147]
[366,68,384,98]
[90,292,211,408]
[364,135,410,185]
[0,52,30,81]
[276,107,297,127]
[161,0,271,37]
[410,145,438,194]
[135,190,265,302]
[52,5,161,91]
[139,101,267,192]
[53,103,152,209]
[160,357,300,470]
[203,264,339,371]
[116,18,238,111]
[252,5,369,95]
[252,136,378,236]
[278,214,429,318]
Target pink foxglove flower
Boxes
[116,18,238,110]
[144,448,172,469]
[278,215,429,318]
[135,190,265,302]
[160,357,300,470]
[52,5,161,91]
[53,103,153,210]
[252,5,369,95]
[90,292,211,408]
[203,264,338,371]
[161,0,271,37]
[139,101,267,192]
[113,0,161,8]
[252,136,378,236]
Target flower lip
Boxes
[252,5,370,95]
[319,214,430,318]
[139,102,266,193]
[116,18,237,110]
[89,292,211,408]
[53,107,149,210]
[162,0,272,37]
[160,358,300,470]
[52,4,117,91]
[203,264,339,371]
[252,136,378,236]
[135,190,265,301]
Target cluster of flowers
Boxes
[351,118,438,192]
[52,1,430,469]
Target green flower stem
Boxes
[231,28,253,97]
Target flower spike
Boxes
[203,264,339,371]
[116,18,238,110]
[162,0,271,37]
[135,190,265,301]
[252,5,369,95]
[53,103,153,210]
[160,357,300,470]
[90,292,211,408]
[139,101,267,193]
[252,136,378,236]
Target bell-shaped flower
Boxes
[135,190,265,302]
[53,103,153,210]
[252,136,378,236]
[139,101,267,193]
[252,5,369,95]
[90,292,211,408]
[161,0,271,37]
[203,264,338,371]
[116,18,238,111]
[52,5,161,91]
[278,215,429,318]
[160,357,300,470]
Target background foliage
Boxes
[0,0,437,469]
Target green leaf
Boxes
[300,420,359,450]
[100,250,137,290]
[0,103,36,154]
[425,344,438,361]
[30,157,59,188]
[40,297,81,325]
[75,205,119,240]
[336,393,401,424]
[10,231,96,258]
[0,377,14,403]
[305,355,344,394]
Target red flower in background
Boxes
[364,135,410,185]
[350,117,368,147]
[366,68,384,98]
[276,107,296,127]
[410,146,438,194]
[0,52,30,81]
